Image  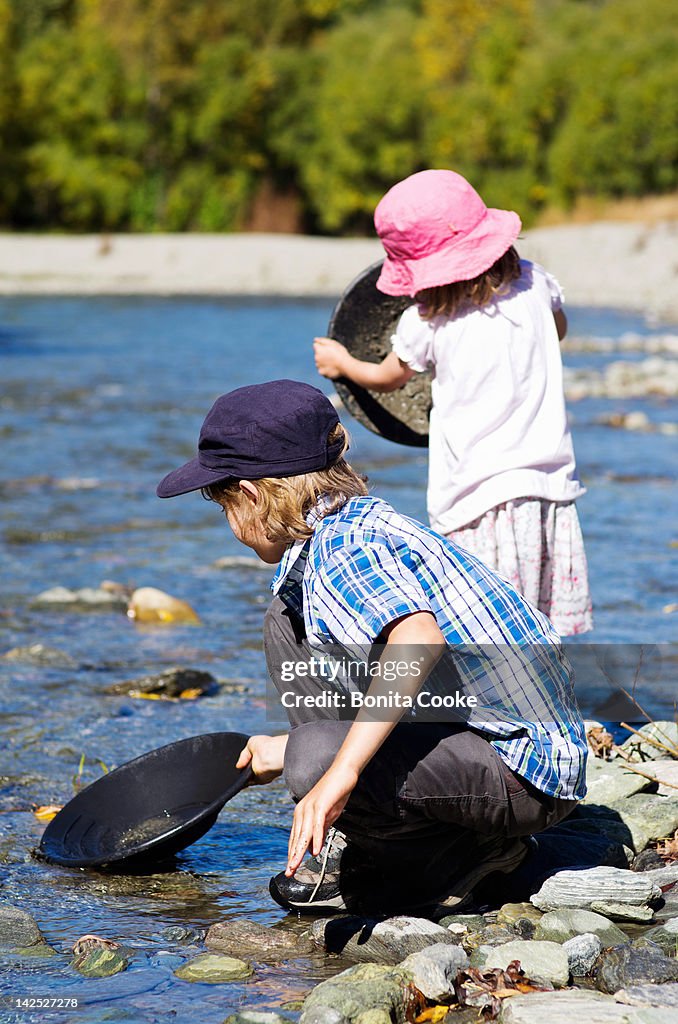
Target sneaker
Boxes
[269,828,349,913]
[436,834,530,908]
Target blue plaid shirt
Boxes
[271,495,587,800]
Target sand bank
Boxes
[0,221,676,320]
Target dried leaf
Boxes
[415,1006,449,1023]
[72,934,120,955]
[655,829,678,862]
[32,804,62,822]
[587,725,615,760]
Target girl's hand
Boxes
[285,762,359,876]
[313,337,350,379]
[236,733,288,785]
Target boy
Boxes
[157,379,586,914]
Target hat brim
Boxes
[377,208,521,297]
[156,458,235,498]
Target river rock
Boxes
[644,918,678,957]
[206,919,312,962]
[161,925,205,944]
[618,723,678,762]
[534,909,627,946]
[473,939,570,988]
[614,983,678,1008]
[398,942,469,1001]
[638,761,678,797]
[174,953,253,983]
[531,867,661,912]
[309,915,458,964]
[127,586,201,625]
[32,585,129,611]
[499,988,676,1023]
[616,794,678,853]
[590,901,656,923]
[107,666,218,699]
[496,903,543,928]
[593,941,678,994]
[437,913,485,938]
[72,947,128,978]
[223,1013,293,1024]
[1,643,77,667]
[563,933,603,976]
[583,760,656,806]
[632,850,667,872]
[300,963,417,1024]
[462,924,516,952]
[0,905,43,948]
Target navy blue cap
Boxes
[156,380,343,498]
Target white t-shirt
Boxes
[391,260,585,533]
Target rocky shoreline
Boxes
[3,720,677,1023]
[0,221,677,321]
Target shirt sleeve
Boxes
[309,540,433,645]
[390,305,435,372]
[530,261,564,312]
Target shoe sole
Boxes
[268,877,347,914]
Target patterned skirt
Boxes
[446,497,593,636]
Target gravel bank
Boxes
[0,221,677,320]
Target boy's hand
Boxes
[285,762,359,876]
[236,733,287,785]
[314,336,350,379]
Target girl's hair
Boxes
[416,245,521,319]
[202,423,368,543]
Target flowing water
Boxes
[0,295,676,1022]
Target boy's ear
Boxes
[238,480,260,505]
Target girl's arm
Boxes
[554,308,568,341]
[314,336,414,392]
[285,610,444,875]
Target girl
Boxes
[314,169,592,636]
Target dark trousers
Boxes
[265,596,576,870]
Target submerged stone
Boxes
[127,586,201,625]
[206,918,311,962]
[72,947,128,978]
[174,953,253,983]
[0,905,43,948]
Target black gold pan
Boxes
[327,261,432,447]
[39,732,252,869]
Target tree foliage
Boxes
[1,0,676,231]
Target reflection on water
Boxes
[0,296,676,1020]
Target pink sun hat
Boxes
[374,169,522,297]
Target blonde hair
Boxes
[416,245,521,319]
[203,423,368,544]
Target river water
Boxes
[0,296,676,1022]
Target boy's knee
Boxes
[283,721,348,800]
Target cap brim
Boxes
[156,457,234,498]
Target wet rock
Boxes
[223,1014,293,1024]
[534,909,627,947]
[462,924,516,952]
[496,903,543,928]
[583,760,656,806]
[127,586,201,625]
[206,919,312,962]
[436,912,484,938]
[644,918,678,957]
[615,983,678,1008]
[160,925,205,944]
[531,867,661,912]
[300,962,417,1024]
[107,666,218,699]
[590,901,656,923]
[32,585,129,611]
[499,988,670,1023]
[619,723,678,762]
[1,643,77,668]
[72,947,129,978]
[308,915,458,964]
[399,942,469,1001]
[593,941,678,994]
[563,933,603,976]
[473,939,569,988]
[174,953,253,983]
[633,849,667,872]
[0,905,43,948]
